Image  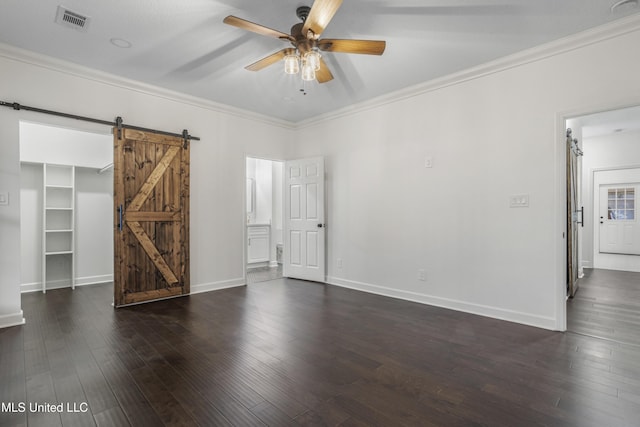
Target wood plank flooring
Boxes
[247,266,283,285]
[568,268,640,347]
[2,278,640,426]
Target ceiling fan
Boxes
[223,0,386,84]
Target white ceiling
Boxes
[573,105,640,139]
[1,0,639,123]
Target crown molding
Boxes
[296,12,640,129]
[0,42,296,130]
[3,12,640,131]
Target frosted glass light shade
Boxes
[301,62,315,81]
[284,54,299,74]
[305,50,321,71]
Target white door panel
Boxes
[599,184,640,255]
[284,157,325,282]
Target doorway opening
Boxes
[19,121,113,294]
[565,104,640,345]
[245,157,284,284]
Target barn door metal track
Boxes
[0,100,200,143]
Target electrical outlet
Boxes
[337,258,343,269]
[424,156,433,168]
[0,191,8,206]
[418,269,426,281]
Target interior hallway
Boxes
[567,268,640,347]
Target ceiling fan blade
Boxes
[318,39,386,55]
[223,16,294,42]
[316,58,334,83]
[302,0,343,39]
[245,49,291,71]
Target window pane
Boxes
[606,187,636,221]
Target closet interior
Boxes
[19,121,113,293]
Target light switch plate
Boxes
[509,194,529,208]
[0,191,8,206]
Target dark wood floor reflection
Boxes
[2,279,640,426]
[247,265,283,284]
[568,268,640,347]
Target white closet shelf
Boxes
[43,163,76,293]
[45,184,73,189]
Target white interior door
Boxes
[599,184,640,255]
[283,157,325,282]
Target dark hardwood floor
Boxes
[568,268,640,347]
[247,265,283,285]
[2,278,640,426]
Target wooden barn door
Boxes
[113,128,190,307]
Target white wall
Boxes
[0,46,294,328]
[19,163,42,291]
[75,167,113,285]
[246,157,274,225]
[272,161,284,249]
[292,20,640,330]
[20,122,112,168]
[0,106,24,328]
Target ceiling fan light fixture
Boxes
[305,49,321,71]
[301,61,316,81]
[284,52,300,74]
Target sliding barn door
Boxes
[113,128,190,307]
[566,129,582,297]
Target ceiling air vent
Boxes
[55,6,91,31]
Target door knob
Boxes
[317,223,325,228]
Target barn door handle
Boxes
[578,207,584,227]
[118,205,123,231]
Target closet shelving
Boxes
[42,163,75,293]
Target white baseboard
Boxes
[21,276,244,296]
[269,261,279,268]
[190,277,245,295]
[21,279,69,293]
[75,274,113,286]
[21,274,114,293]
[326,276,557,331]
[247,261,270,269]
[0,310,26,329]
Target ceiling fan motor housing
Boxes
[296,6,311,22]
